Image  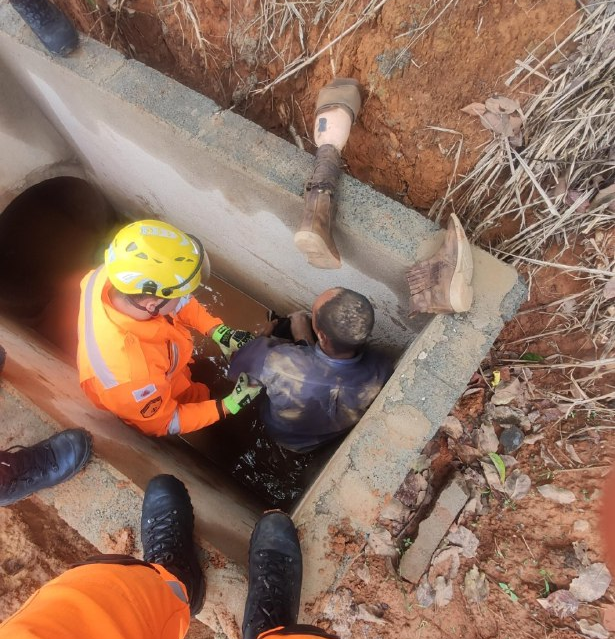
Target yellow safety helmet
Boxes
[105,220,210,299]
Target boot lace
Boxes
[251,550,294,629]
[0,444,58,493]
[143,511,186,569]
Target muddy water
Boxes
[185,281,322,510]
[0,179,322,509]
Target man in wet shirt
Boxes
[229,288,393,453]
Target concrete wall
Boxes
[0,1,527,631]
[0,56,83,212]
[0,0,440,353]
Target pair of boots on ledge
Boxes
[295,78,474,316]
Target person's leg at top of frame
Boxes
[0,474,204,639]
[243,510,339,639]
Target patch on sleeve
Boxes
[140,396,162,418]
[132,384,157,402]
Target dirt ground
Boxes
[54,0,577,209]
[3,0,614,638]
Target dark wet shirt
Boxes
[228,337,393,453]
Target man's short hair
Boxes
[315,288,375,353]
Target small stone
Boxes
[573,520,590,534]
[486,404,526,426]
[355,563,371,584]
[380,497,410,523]
[399,475,469,583]
[499,426,524,453]
[476,423,499,454]
[447,524,479,558]
[366,527,397,557]
[577,619,609,639]
[537,484,576,504]
[491,378,522,405]
[395,471,428,508]
[416,574,435,607]
[429,546,461,583]
[433,576,453,608]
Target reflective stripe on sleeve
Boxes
[84,267,119,389]
[168,342,179,376]
[165,579,189,604]
[166,409,181,435]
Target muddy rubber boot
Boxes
[141,475,205,616]
[294,144,343,269]
[406,213,474,314]
[0,428,92,507]
[242,511,303,639]
[9,0,79,56]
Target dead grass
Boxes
[242,0,456,93]
[430,1,615,417]
[158,0,218,64]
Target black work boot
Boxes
[0,428,92,507]
[141,475,205,616]
[9,0,79,56]
[242,511,303,639]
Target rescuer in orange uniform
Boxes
[0,473,338,639]
[77,220,261,437]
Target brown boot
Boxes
[294,144,342,269]
[406,214,474,314]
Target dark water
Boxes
[183,287,321,511]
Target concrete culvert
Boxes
[0,14,526,631]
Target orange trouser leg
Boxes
[0,563,190,639]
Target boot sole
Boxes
[448,214,474,313]
[294,231,342,269]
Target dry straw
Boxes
[246,0,456,93]
[430,2,615,416]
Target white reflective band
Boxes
[168,342,179,376]
[165,579,188,604]
[84,267,119,389]
[174,295,191,313]
[166,410,181,435]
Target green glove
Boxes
[223,373,262,415]
[211,324,255,359]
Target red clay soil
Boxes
[55,0,578,209]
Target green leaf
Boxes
[520,352,544,362]
[498,582,519,602]
[489,452,506,484]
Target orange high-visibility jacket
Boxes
[0,563,190,639]
[0,561,338,639]
[77,266,223,436]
